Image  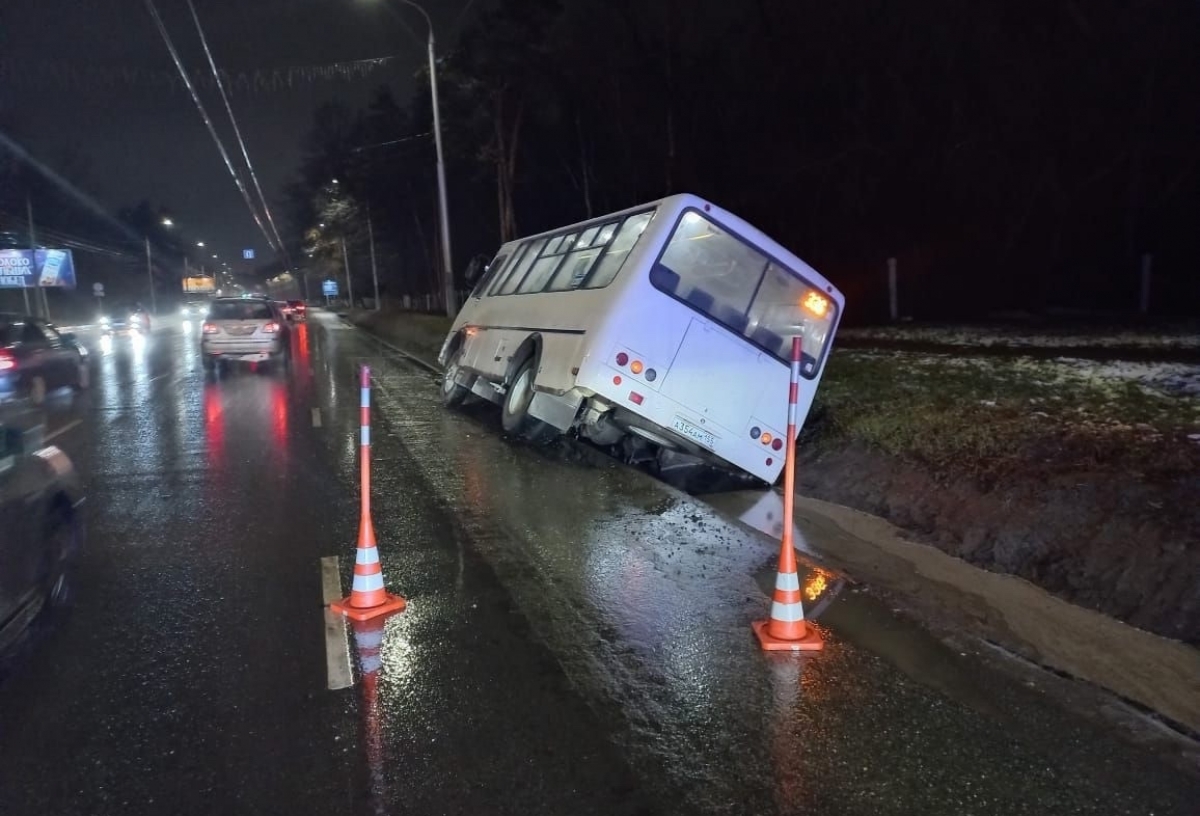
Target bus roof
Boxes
[500,193,843,306]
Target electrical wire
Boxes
[141,0,278,253]
[186,0,289,268]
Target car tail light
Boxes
[262,321,281,334]
[202,322,220,334]
[0,350,15,371]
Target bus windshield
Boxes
[652,210,837,373]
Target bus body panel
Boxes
[441,193,843,483]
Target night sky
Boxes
[1,0,475,267]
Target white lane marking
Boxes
[320,556,353,691]
[311,407,322,428]
[44,419,82,444]
[320,555,342,604]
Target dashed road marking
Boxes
[320,556,353,691]
[311,407,322,428]
[44,419,82,444]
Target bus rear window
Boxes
[652,210,836,374]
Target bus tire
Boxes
[501,359,555,443]
[441,346,471,408]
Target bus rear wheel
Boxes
[502,359,555,443]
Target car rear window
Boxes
[209,301,273,320]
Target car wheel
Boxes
[41,505,76,611]
[29,375,47,406]
[74,359,90,391]
[501,359,556,443]
[441,347,471,408]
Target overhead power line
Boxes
[142,0,279,254]
[186,0,289,268]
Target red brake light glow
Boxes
[0,350,14,371]
[202,322,220,334]
[262,321,281,334]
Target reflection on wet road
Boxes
[0,313,1195,816]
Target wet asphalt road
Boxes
[0,312,1197,815]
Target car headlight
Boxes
[99,316,111,326]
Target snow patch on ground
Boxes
[840,325,1200,349]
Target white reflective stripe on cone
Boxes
[354,629,384,649]
[361,387,370,408]
[352,572,385,592]
[355,547,381,565]
[770,601,807,622]
[361,426,370,446]
[775,571,800,591]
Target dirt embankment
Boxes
[797,440,1200,645]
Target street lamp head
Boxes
[212,254,218,259]
[318,223,326,229]
[197,241,205,247]
[161,217,174,227]
[331,178,339,185]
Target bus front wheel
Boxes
[441,347,471,408]
[502,360,555,443]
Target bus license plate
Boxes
[672,416,715,449]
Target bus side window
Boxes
[472,253,509,298]
[496,238,546,295]
[582,212,652,290]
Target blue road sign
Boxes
[322,279,338,296]
[243,248,255,260]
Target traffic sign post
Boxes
[93,281,105,313]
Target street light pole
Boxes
[392,0,455,317]
[367,202,381,311]
[145,237,157,314]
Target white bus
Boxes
[438,193,844,484]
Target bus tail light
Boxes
[629,392,644,405]
[615,352,629,367]
[630,360,644,375]
[613,375,622,386]
[645,368,657,382]
[771,438,783,451]
[760,432,773,445]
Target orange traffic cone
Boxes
[331,365,406,621]
[752,537,823,651]
[753,336,823,652]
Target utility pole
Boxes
[341,237,354,308]
[24,196,37,317]
[367,202,380,311]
